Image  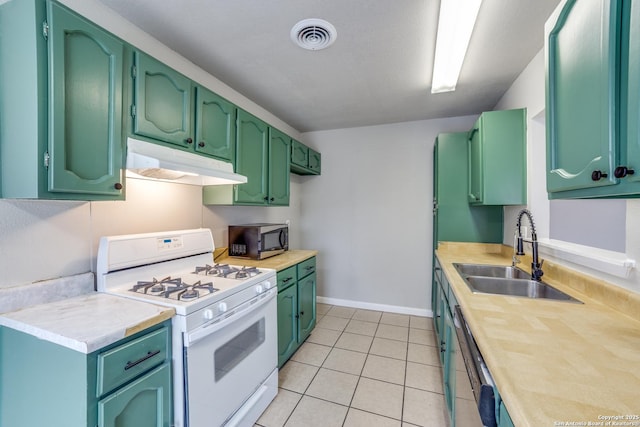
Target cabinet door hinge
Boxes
[43,151,50,168]
[131,65,137,79]
[131,104,136,118]
[42,21,49,39]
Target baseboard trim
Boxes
[317,296,433,318]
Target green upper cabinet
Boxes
[434,133,503,245]
[0,0,125,200]
[545,0,620,194]
[268,127,292,206]
[290,139,321,175]
[203,110,290,206]
[545,0,640,198]
[194,85,236,162]
[235,109,270,204]
[467,109,527,205]
[132,51,192,148]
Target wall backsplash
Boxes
[0,177,302,290]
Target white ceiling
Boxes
[94,0,561,132]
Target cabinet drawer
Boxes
[297,257,316,279]
[97,326,169,396]
[277,266,297,291]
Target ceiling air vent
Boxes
[290,18,337,51]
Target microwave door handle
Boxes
[279,229,286,248]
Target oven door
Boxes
[184,289,277,427]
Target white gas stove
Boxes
[96,228,278,427]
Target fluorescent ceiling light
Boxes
[431,0,483,93]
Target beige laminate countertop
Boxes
[436,242,640,427]
[215,249,318,272]
[0,293,175,353]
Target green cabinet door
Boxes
[194,85,236,162]
[623,0,640,185]
[297,272,317,342]
[98,362,172,427]
[435,133,503,244]
[269,128,291,206]
[467,124,483,203]
[235,109,269,204]
[443,307,457,427]
[277,284,298,367]
[546,0,620,193]
[133,51,192,148]
[498,401,515,427]
[291,140,309,168]
[308,148,321,174]
[47,2,124,197]
[467,109,527,205]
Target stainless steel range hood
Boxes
[126,138,247,186]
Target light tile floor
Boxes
[255,303,448,427]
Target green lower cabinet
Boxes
[98,363,171,427]
[443,307,457,427]
[0,321,171,427]
[277,282,298,367]
[498,401,515,427]
[0,0,125,200]
[277,258,317,367]
[298,272,317,341]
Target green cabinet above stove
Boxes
[0,0,125,200]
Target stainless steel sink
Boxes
[453,263,582,303]
[464,276,582,303]
[453,263,530,280]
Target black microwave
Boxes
[228,223,289,259]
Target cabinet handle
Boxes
[270,197,274,202]
[124,350,161,371]
[283,277,293,283]
[614,166,635,178]
[185,138,193,145]
[300,311,304,316]
[295,314,299,319]
[591,170,608,181]
[114,182,123,190]
[198,141,205,148]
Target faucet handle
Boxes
[512,255,521,266]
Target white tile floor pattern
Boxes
[255,304,448,427]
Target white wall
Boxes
[301,116,477,315]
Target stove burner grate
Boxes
[131,277,218,301]
[193,264,262,279]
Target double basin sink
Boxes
[453,263,582,303]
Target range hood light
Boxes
[126,138,248,186]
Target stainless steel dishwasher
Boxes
[454,305,498,427]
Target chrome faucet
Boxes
[515,209,544,281]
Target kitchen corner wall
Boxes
[300,116,477,315]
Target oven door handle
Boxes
[185,289,275,347]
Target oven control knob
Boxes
[218,302,228,313]
[263,281,272,290]
[203,309,214,321]
[255,284,264,294]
